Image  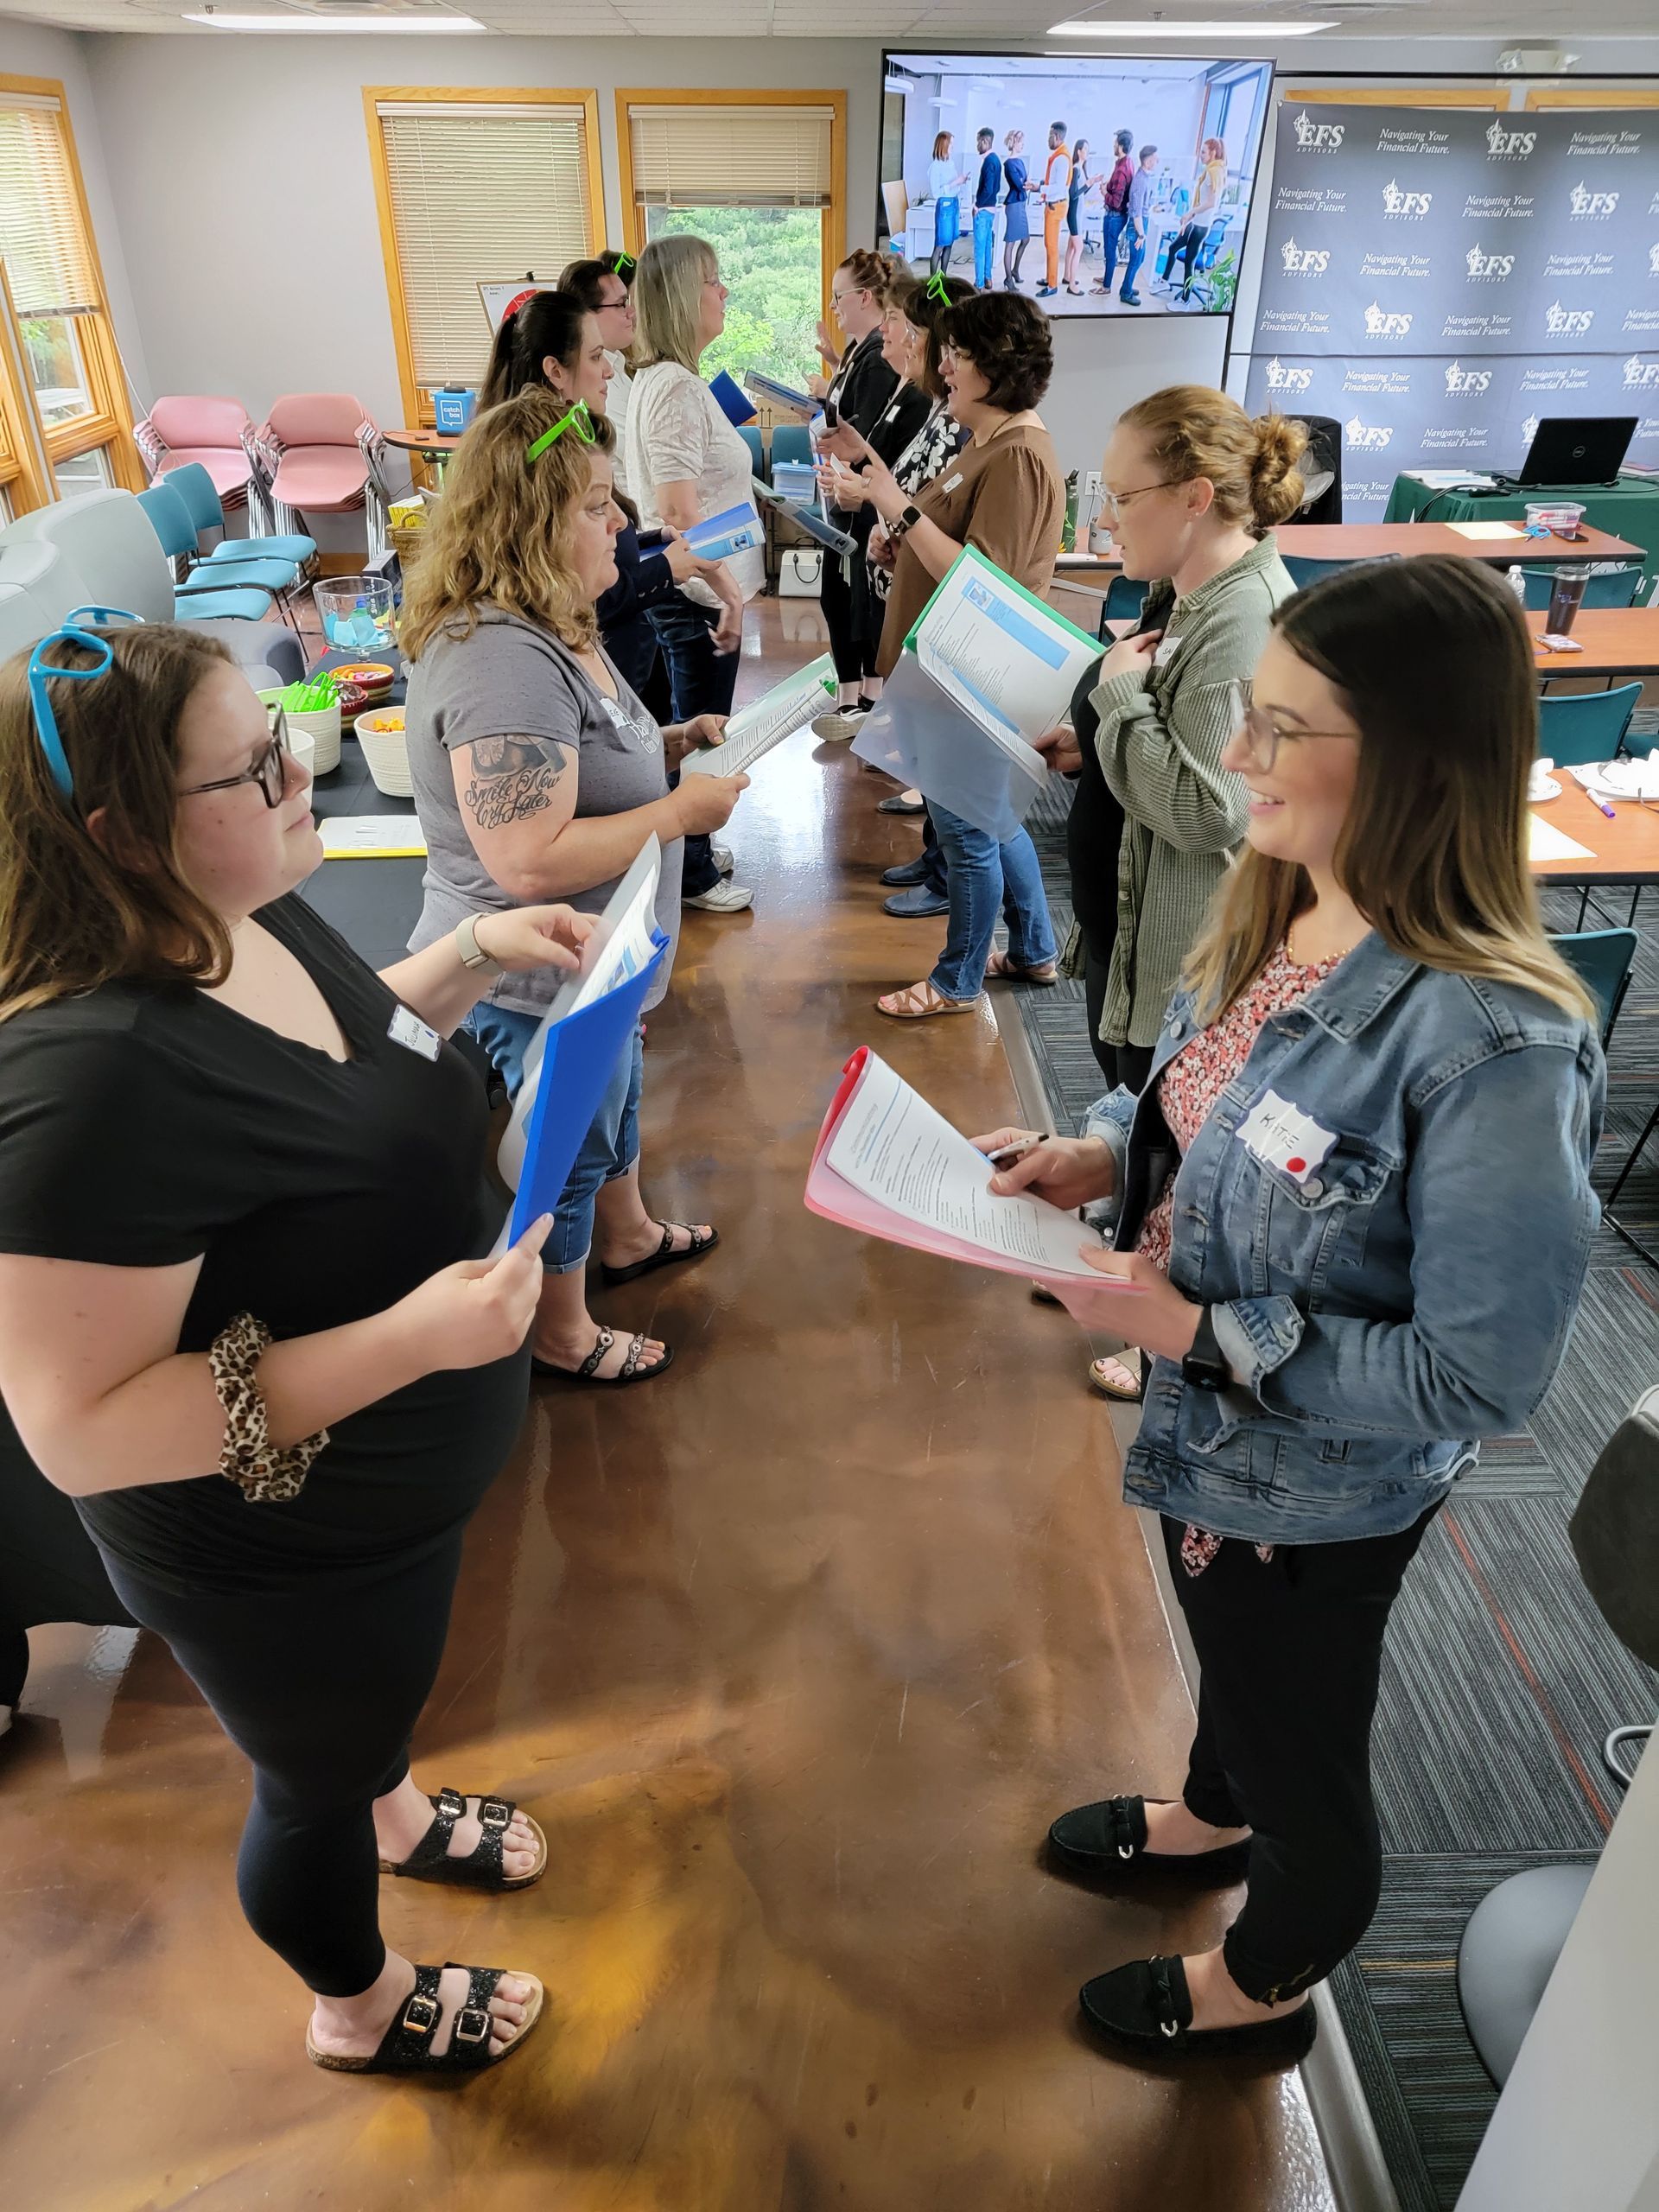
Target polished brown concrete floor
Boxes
[2,602,1334,2211]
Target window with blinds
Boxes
[0,93,100,317]
[626,104,835,211]
[373,99,598,393]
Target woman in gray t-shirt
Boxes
[403,391,748,1386]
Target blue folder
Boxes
[708,370,757,427]
[507,933,669,1243]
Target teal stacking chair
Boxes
[770,423,814,470]
[737,425,766,481]
[1550,929,1638,1049]
[136,483,283,626]
[164,461,317,570]
[1096,575,1147,638]
[1538,683,1642,768]
[1521,563,1643,613]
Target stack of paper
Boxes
[852,545,1101,841]
[682,504,764,563]
[742,369,817,420]
[319,815,427,859]
[1447,521,1525,542]
[1408,470,1497,491]
[683,653,836,778]
[1529,813,1597,863]
[804,1048,1140,1291]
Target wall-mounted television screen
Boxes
[880,51,1273,321]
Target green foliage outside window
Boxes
[645,205,823,392]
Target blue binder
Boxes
[708,370,757,427]
[506,932,669,1243]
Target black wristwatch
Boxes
[1181,1306,1230,1392]
[893,501,925,537]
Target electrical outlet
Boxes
[1083,469,1103,499]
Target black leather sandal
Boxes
[308,1961,544,2075]
[600,1220,719,1286]
[1048,1796,1251,1887]
[378,1786,547,1891]
[1079,1955,1316,2063]
[532,1326,675,1387]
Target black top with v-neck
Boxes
[0,893,529,1596]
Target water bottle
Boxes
[1505,564,1528,605]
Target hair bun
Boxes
[1250,413,1308,528]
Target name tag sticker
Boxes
[939,472,964,496]
[388,1004,442,1062]
[1237,1090,1336,1185]
[1154,635,1179,669]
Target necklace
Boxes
[1287,911,1367,968]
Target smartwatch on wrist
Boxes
[893,501,925,537]
[454,913,504,977]
[1181,1306,1230,1393]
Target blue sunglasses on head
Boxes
[26,607,143,800]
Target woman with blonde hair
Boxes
[404,388,748,1385]
[626,232,764,914]
[0,615,598,2073]
[1039,386,1302,1401]
[980,554,1603,2064]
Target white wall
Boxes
[0,13,149,404]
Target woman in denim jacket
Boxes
[979,556,1604,2064]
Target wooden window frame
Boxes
[613,87,849,327]
[1523,86,1659,110]
[0,72,142,510]
[364,84,607,433]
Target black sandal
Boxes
[600,1220,718,1287]
[532,1326,675,1387]
[308,1961,545,2075]
[378,1786,547,1890]
[1078,1955,1316,2063]
[1048,1796,1250,1887]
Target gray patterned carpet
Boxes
[1008,770,1659,2211]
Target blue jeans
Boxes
[1101,207,1128,288]
[645,594,739,897]
[973,207,996,289]
[465,1003,644,1275]
[927,801,1057,1001]
[1120,226,1147,299]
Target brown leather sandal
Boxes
[875,979,979,1020]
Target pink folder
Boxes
[803,1046,1144,1302]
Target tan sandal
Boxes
[985,950,1058,985]
[875,979,979,1020]
[1090,1349,1145,1403]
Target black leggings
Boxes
[1163,1499,1440,2004]
[821,549,876,690]
[1080,929,1154,1093]
[104,1536,464,1998]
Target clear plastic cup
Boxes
[314,575,396,654]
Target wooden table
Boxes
[1531,778,1659,885]
[383,425,461,486]
[1529,607,1659,680]
[1057,519,1646,574]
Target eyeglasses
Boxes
[26,607,144,802]
[831,286,868,307]
[1228,679,1358,773]
[925,272,952,303]
[1099,479,1178,524]
[611,251,635,277]
[180,701,294,809]
[526,399,596,461]
[597,289,633,314]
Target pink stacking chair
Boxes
[135,395,260,507]
[251,395,389,560]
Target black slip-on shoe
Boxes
[1079,1955,1317,2063]
[1047,1796,1251,1887]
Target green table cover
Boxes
[1382,472,1659,588]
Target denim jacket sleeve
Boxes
[1214,1038,1602,1438]
[1080,1085,1138,1230]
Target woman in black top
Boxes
[0,620,595,2078]
[809,249,899,738]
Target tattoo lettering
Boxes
[461,735,569,831]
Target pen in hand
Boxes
[986,1134,1050,1170]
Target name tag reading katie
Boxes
[1237,1090,1336,1185]
[387,1004,442,1062]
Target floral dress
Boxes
[868,402,966,606]
[1134,940,1345,1574]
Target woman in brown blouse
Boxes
[820,291,1065,1017]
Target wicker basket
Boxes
[391,524,430,574]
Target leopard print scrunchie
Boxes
[207,1312,329,1503]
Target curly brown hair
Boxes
[939,291,1053,413]
[887,272,974,402]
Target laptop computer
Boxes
[1514,416,1637,488]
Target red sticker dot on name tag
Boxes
[1287,1156,1306,1173]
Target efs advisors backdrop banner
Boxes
[1240,101,1659,517]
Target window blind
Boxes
[627,105,834,210]
[376,102,594,390]
[0,96,100,318]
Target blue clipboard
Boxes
[506,932,669,1243]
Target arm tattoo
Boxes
[461,734,569,832]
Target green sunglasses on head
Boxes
[526,400,596,462]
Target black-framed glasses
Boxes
[180,701,292,808]
[1229,678,1358,773]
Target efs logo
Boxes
[1280,238,1331,276]
[1292,111,1344,151]
[1465,244,1515,279]
[1624,356,1659,389]
[1485,122,1537,160]
[1382,180,1433,218]
[1545,302,1595,335]
[1344,416,1393,453]
[1522,413,1541,447]
[1445,360,1493,396]
[1650,243,1659,276]
[1363,302,1413,338]
[1263,357,1314,394]
[1569,182,1620,218]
